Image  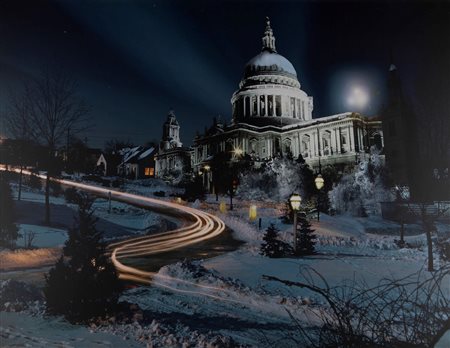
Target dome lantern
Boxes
[262,17,276,53]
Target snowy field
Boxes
[117,204,449,346]
[1,181,449,347]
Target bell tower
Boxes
[160,110,182,151]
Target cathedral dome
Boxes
[244,50,297,78]
[231,17,313,125]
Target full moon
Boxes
[346,86,369,110]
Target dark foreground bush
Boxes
[64,187,82,204]
[44,194,123,322]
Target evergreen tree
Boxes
[44,194,122,322]
[296,216,316,256]
[0,173,19,248]
[183,175,206,202]
[260,223,292,258]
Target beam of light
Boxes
[0,166,225,286]
[0,166,318,321]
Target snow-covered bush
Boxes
[238,157,314,202]
[328,150,394,216]
[0,279,43,312]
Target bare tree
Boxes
[25,66,90,224]
[413,203,448,272]
[104,138,135,154]
[4,90,32,201]
[23,230,36,249]
[263,265,449,348]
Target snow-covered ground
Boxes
[115,199,449,346]
[2,181,449,347]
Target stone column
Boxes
[314,129,320,157]
[265,95,268,116]
[257,94,260,116]
[332,128,337,154]
[360,127,365,151]
[337,127,342,154]
[349,124,355,152]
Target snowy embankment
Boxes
[3,179,448,346]
[116,200,449,346]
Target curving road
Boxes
[1,167,226,284]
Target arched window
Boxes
[275,138,281,155]
[301,135,310,158]
[322,130,332,155]
[268,95,274,116]
[260,95,266,116]
[283,139,292,156]
[275,95,282,116]
[245,96,250,117]
[249,138,258,154]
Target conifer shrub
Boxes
[44,194,123,322]
[296,216,316,256]
[0,173,19,248]
[260,223,292,258]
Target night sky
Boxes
[1,0,449,148]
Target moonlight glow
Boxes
[346,86,369,110]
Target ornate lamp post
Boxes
[203,165,211,192]
[289,193,302,253]
[315,174,325,221]
[229,177,239,210]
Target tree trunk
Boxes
[45,172,50,225]
[425,227,434,272]
[229,190,233,211]
[18,164,23,201]
[400,219,404,245]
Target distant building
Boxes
[117,146,157,179]
[192,18,384,177]
[96,153,121,176]
[155,110,192,178]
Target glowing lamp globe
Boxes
[249,205,257,221]
[315,174,325,190]
[204,165,211,171]
[289,193,302,211]
[219,201,227,213]
[233,146,243,157]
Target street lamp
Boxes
[233,146,243,158]
[289,193,302,253]
[315,174,325,221]
[229,178,239,210]
[203,165,211,192]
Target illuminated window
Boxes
[145,167,154,176]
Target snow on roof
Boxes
[123,146,142,163]
[246,51,297,76]
[138,147,155,160]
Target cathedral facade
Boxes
[192,18,384,176]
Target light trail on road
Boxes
[1,167,226,284]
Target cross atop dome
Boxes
[262,16,276,53]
